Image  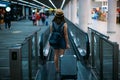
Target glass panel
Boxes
[37,31,41,56]
[118,49,120,80]
[69,26,88,56]
[70,28,87,47]
[103,40,113,80]
[31,36,37,79]
[93,35,100,75]
[21,41,29,80]
[88,29,118,80]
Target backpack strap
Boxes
[52,22,64,32]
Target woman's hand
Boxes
[66,44,70,49]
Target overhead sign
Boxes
[0,3,6,7]
[0,1,10,7]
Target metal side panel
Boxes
[46,61,56,80]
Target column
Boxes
[79,0,91,32]
[63,6,67,18]
[65,4,69,19]
[107,0,117,33]
[71,0,77,24]
[68,1,71,20]
[22,5,25,17]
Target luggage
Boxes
[59,54,77,80]
[46,61,56,80]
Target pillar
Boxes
[64,3,69,19]
[71,0,77,24]
[79,0,91,32]
[68,1,72,20]
[63,5,67,18]
[107,0,117,33]
[22,5,25,17]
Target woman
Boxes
[35,11,40,26]
[50,9,70,72]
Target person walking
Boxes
[4,12,11,29]
[49,9,70,72]
[32,12,36,26]
[35,11,40,26]
[41,13,46,25]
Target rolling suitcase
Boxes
[59,54,77,80]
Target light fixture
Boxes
[33,0,51,8]
[60,0,65,9]
[18,0,29,4]
[49,0,57,9]
[32,10,35,13]
[18,0,40,8]
[0,4,6,7]
[29,2,41,8]
[11,1,18,4]
[6,6,11,12]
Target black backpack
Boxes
[49,22,64,48]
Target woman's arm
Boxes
[64,23,70,49]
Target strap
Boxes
[52,22,64,32]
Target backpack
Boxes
[49,22,64,48]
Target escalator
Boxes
[37,20,97,80]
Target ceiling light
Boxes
[6,7,11,12]
[60,0,65,9]
[18,0,28,4]
[18,0,40,8]
[0,4,6,7]
[49,0,57,9]
[33,0,51,8]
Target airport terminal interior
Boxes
[0,0,120,80]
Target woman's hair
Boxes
[52,9,66,24]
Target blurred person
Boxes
[49,9,70,72]
[4,12,11,29]
[41,13,46,25]
[35,11,40,26]
[32,12,36,25]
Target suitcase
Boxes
[59,54,77,80]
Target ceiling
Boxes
[37,0,70,8]
[10,0,71,9]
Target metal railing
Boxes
[88,27,119,80]
[9,29,40,80]
[9,26,51,80]
[9,19,120,80]
[66,19,90,62]
[39,27,50,60]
